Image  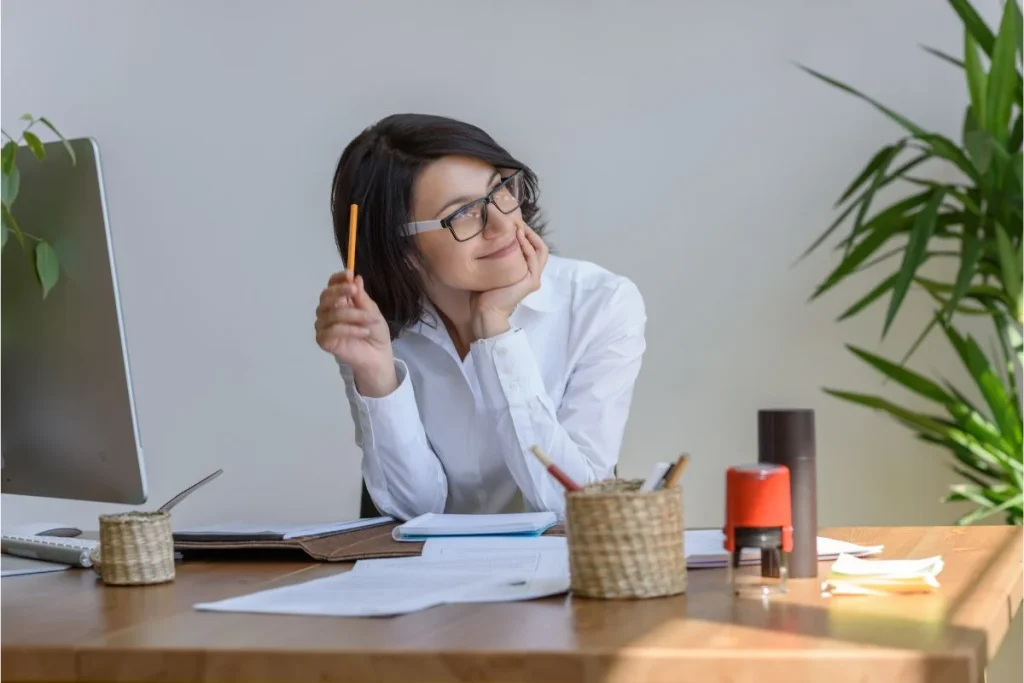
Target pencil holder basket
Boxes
[565,478,686,599]
[97,511,175,586]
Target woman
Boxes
[315,113,646,521]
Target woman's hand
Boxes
[315,271,398,397]
[470,221,549,341]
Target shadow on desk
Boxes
[585,526,1019,683]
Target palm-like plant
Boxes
[801,0,1023,524]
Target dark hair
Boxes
[330,113,545,338]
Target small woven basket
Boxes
[97,511,175,586]
[565,478,686,599]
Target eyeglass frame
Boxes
[404,169,525,242]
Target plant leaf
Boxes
[19,113,34,122]
[812,200,920,300]
[1,141,16,174]
[964,31,988,129]
[994,223,1023,321]
[34,241,59,298]
[921,44,965,68]
[824,389,1019,475]
[922,433,1004,479]
[838,274,898,321]
[1,202,24,247]
[21,131,45,161]
[948,0,995,55]
[833,143,902,208]
[798,64,927,136]
[836,386,1022,476]
[941,322,1023,453]
[2,163,20,207]
[846,143,907,258]
[914,134,980,181]
[883,189,945,336]
[36,118,75,165]
[943,227,985,322]
[951,465,994,489]
[917,279,990,315]
[985,0,1021,140]
[1,225,7,251]
[1011,113,1023,154]
[846,344,954,404]
[954,493,1024,525]
[964,130,993,173]
[805,156,931,262]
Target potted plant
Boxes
[2,113,76,297]
[801,0,1022,524]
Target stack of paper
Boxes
[194,535,569,617]
[821,554,944,596]
[684,530,883,568]
[392,512,557,541]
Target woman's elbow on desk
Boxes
[364,475,447,521]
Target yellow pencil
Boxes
[662,453,690,489]
[347,203,359,274]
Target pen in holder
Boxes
[93,468,224,586]
[564,479,686,599]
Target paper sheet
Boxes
[1,555,71,577]
[194,570,499,617]
[822,553,943,596]
[195,535,571,617]
[684,530,884,568]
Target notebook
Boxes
[392,512,558,542]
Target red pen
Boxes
[530,445,582,492]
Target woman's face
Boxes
[410,155,528,293]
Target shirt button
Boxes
[509,381,518,391]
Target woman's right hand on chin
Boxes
[315,271,398,397]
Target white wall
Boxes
[2,0,1019,676]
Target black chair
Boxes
[359,481,382,518]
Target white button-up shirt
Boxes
[339,255,646,521]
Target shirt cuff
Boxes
[343,359,421,449]
[470,327,548,412]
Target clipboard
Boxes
[174,522,422,562]
[173,522,566,563]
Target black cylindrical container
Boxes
[758,409,818,579]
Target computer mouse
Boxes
[6,523,83,538]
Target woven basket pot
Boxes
[97,511,175,586]
[565,478,686,599]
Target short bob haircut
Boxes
[330,113,545,338]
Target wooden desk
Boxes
[3,526,1021,683]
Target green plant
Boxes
[801,0,1023,524]
[2,114,76,297]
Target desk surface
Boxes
[3,526,1021,683]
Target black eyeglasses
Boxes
[405,170,525,242]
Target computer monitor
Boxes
[2,137,147,504]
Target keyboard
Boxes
[1,534,98,568]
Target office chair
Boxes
[360,481,382,518]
